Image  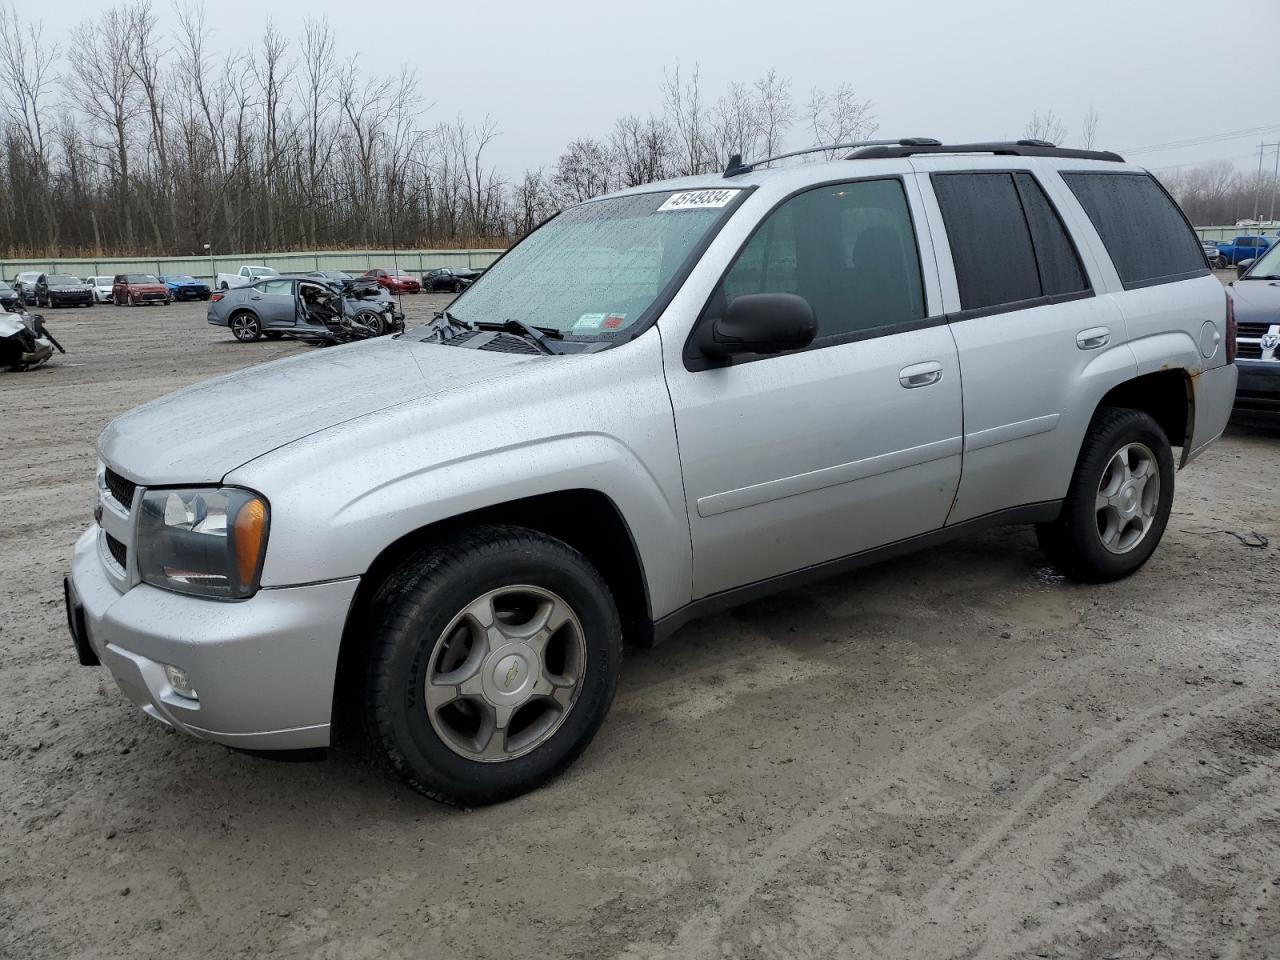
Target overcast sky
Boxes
[38,0,1280,176]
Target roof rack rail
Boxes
[845,140,1125,163]
[724,138,941,177]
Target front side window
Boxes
[1062,172,1208,289]
[451,188,744,341]
[717,178,926,340]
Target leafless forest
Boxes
[0,2,1272,260]
[0,1,882,258]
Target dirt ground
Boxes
[2,295,1279,960]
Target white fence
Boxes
[1,248,505,284]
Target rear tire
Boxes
[229,312,262,342]
[1035,407,1174,583]
[362,525,622,806]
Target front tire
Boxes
[1035,407,1174,583]
[363,525,622,806]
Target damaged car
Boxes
[206,273,403,343]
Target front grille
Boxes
[105,533,127,569]
[1238,321,1272,338]
[104,468,137,509]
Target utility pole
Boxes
[1252,141,1280,225]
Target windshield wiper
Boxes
[472,319,563,354]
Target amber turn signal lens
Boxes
[232,496,268,588]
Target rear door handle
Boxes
[250,295,263,300]
[1076,326,1111,350]
[899,361,943,388]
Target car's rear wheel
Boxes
[229,312,262,342]
[363,525,622,806]
[1035,407,1174,583]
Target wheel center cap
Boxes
[493,653,529,694]
[1119,483,1139,514]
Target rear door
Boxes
[666,175,964,599]
[250,278,297,327]
[920,166,1128,524]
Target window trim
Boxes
[1059,169,1212,291]
[928,169,1095,320]
[683,174,940,372]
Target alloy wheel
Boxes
[231,314,260,341]
[1095,442,1161,554]
[424,585,586,762]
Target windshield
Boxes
[1243,241,1280,278]
[450,188,744,339]
[126,274,158,283]
[0,281,10,291]
[48,274,79,284]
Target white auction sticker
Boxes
[657,189,741,212]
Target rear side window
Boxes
[1061,172,1208,289]
[932,172,1089,313]
[720,177,926,341]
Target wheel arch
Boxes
[1094,368,1192,461]
[331,488,654,727]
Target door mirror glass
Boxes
[702,293,816,359]
[1237,258,1255,277]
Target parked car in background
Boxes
[35,273,94,308]
[1215,235,1273,265]
[12,271,41,305]
[0,280,20,311]
[422,266,483,293]
[159,274,212,301]
[88,276,115,304]
[112,274,171,306]
[1228,240,1280,410]
[67,140,1236,806]
[1200,240,1224,268]
[207,273,402,342]
[216,265,279,290]
[362,268,421,294]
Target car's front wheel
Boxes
[363,525,622,806]
[1036,407,1174,583]
[229,312,262,342]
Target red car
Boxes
[112,273,171,306]
[362,268,421,294]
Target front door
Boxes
[665,176,964,600]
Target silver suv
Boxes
[65,139,1237,805]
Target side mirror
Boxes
[1237,258,1255,278]
[700,292,817,360]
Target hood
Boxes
[1229,278,1280,322]
[127,282,168,291]
[50,282,90,291]
[99,336,540,484]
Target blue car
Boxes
[1215,235,1273,266]
[159,274,212,301]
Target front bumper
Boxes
[67,525,359,750]
[50,293,92,305]
[173,286,209,301]
[1234,358,1280,410]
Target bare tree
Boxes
[0,2,60,249]
[662,62,710,176]
[807,83,878,157]
[1078,106,1100,151]
[1024,109,1068,145]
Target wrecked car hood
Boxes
[99,337,537,484]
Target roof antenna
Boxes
[724,153,751,178]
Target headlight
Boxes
[136,487,270,599]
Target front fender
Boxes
[226,333,692,618]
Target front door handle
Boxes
[899,361,943,388]
[250,295,263,300]
[1076,326,1111,350]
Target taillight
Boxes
[1225,289,1237,363]
[210,293,224,302]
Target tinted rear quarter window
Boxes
[1061,172,1208,289]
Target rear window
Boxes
[931,172,1089,313]
[1061,172,1208,289]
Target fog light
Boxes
[163,664,198,700]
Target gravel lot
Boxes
[2,295,1279,960]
